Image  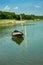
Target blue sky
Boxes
[0,0,43,15]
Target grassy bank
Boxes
[0,19,42,26]
[0,19,25,27]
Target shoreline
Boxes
[0,19,42,26]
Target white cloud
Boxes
[1,6,19,11]
[3,5,10,11]
[35,5,41,8]
[14,6,19,10]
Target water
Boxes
[0,20,43,65]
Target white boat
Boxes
[12,30,23,38]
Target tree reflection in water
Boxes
[12,36,24,45]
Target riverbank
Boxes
[0,19,25,28]
[0,19,42,27]
[0,19,25,24]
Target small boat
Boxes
[12,30,23,38]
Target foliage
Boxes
[0,11,43,20]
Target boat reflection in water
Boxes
[12,30,24,45]
[12,36,24,45]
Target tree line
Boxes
[0,11,43,20]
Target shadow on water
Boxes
[12,36,24,45]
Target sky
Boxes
[0,0,43,15]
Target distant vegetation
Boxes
[0,11,43,20]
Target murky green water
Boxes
[0,20,43,65]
